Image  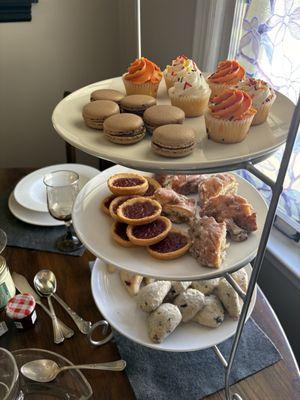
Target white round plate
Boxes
[8,192,64,227]
[14,163,100,213]
[91,259,256,352]
[52,76,294,173]
[73,165,268,281]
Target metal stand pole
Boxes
[136,0,141,58]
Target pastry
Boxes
[163,55,199,89]
[205,89,257,143]
[147,229,191,260]
[108,173,148,196]
[90,89,125,104]
[117,197,162,226]
[122,57,162,98]
[100,194,116,215]
[106,263,117,273]
[174,288,205,322]
[111,221,133,247]
[143,105,185,134]
[193,294,225,328]
[143,176,161,197]
[189,217,228,268]
[168,69,211,117]
[103,113,146,144]
[143,277,156,285]
[126,216,172,246]
[198,173,238,206]
[201,194,257,232]
[235,77,276,125]
[82,100,119,130]
[154,187,196,223]
[169,281,191,297]
[109,195,137,220]
[120,94,156,116]
[155,174,207,195]
[151,125,196,158]
[207,60,245,98]
[137,280,171,312]
[120,271,143,296]
[191,278,220,295]
[216,279,242,319]
[148,303,182,343]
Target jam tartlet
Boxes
[100,194,116,215]
[126,216,172,246]
[117,197,162,226]
[109,195,137,221]
[108,173,148,196]
[111,221,133,247]
[143,176,161,197]
[147,229,191,260]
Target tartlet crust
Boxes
[100,194,116,215]
[143,176,161,197]
[111,221,134,247]
[108,173,148,195]
[147,229,191,260]
[117,197,162,226]
[109,195,137,221]
[126,216,172,246]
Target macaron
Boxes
[103,113,146,145]
[151,124,196,158]
[143,105,185,134]
[90,89,125,104]
[82,100,120,130]
[120,95,156,116]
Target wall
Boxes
[0,0,121,168]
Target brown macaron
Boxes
[82,100,120,130]
[120,95,156,116]
[143,105,185,134]
[90,89,125,104]
[103,113,146,144]
[151,124,196,158]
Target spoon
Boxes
[21,359,126,382]
[34,270,64,344]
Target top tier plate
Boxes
[52,77,294,173]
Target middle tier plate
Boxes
[72,165,268,281]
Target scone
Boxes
[216,279,242,319]
[137,281,171,312]
[191,278,220,295]
[174,288,205,322]
[148,303,182,343]
[193,295,225,328]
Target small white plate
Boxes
[91,259,256,352]
[14,163,100,213]
[72,165,268,281]
[8,192,64,227]
[52,76,294,173]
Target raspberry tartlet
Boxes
[111,221,133,247]
[100,194,116,215]
[117,197,162,226]
[147,229,191,260]
[108,173,148,196]
[126,216,172,246]
[109,195,137,221]
[143,176,161,197]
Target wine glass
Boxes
[43,170,83,252]
[0,229,7,254]
[0,347,20,400]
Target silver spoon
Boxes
[34,270,64,344]
[21,359,126,382]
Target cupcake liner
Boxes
[122,75,161,98]
[252,93,276,125]
[208,82,235,99]
[204,112,255,144]
[169,89,211,117]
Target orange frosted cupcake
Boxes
[205,89,257,144]
[208,60,245,98]
[122,57,162,98]
[235,78,276,125]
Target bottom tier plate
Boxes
[91,259,257,352]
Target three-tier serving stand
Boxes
[52,2,300,398]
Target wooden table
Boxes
[0,168,299,400]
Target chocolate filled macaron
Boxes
[143,105,185,134]
[120,95,156,116]
[151,124,196,158]
[103,113,146,144]
[90,89,125,104]
[82,100,120,130]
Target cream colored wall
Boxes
[0,0,121,168]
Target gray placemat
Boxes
[113,319,281,400]
[0,191,85,256]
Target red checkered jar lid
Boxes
[6,293,36,320]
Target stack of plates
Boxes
[9,164,99,227]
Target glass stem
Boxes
[65,220,73,239]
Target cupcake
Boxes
[163,55,198,90]
[168,69,211,117]
[207,60,245,98]
[235,78,276,125]
[205,89,257,144]
[122,57,162,98]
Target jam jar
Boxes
[6,293,37,330]
[0,256,16,309]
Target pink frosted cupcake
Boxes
[235,78,276,125]
[163,56,199,90]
